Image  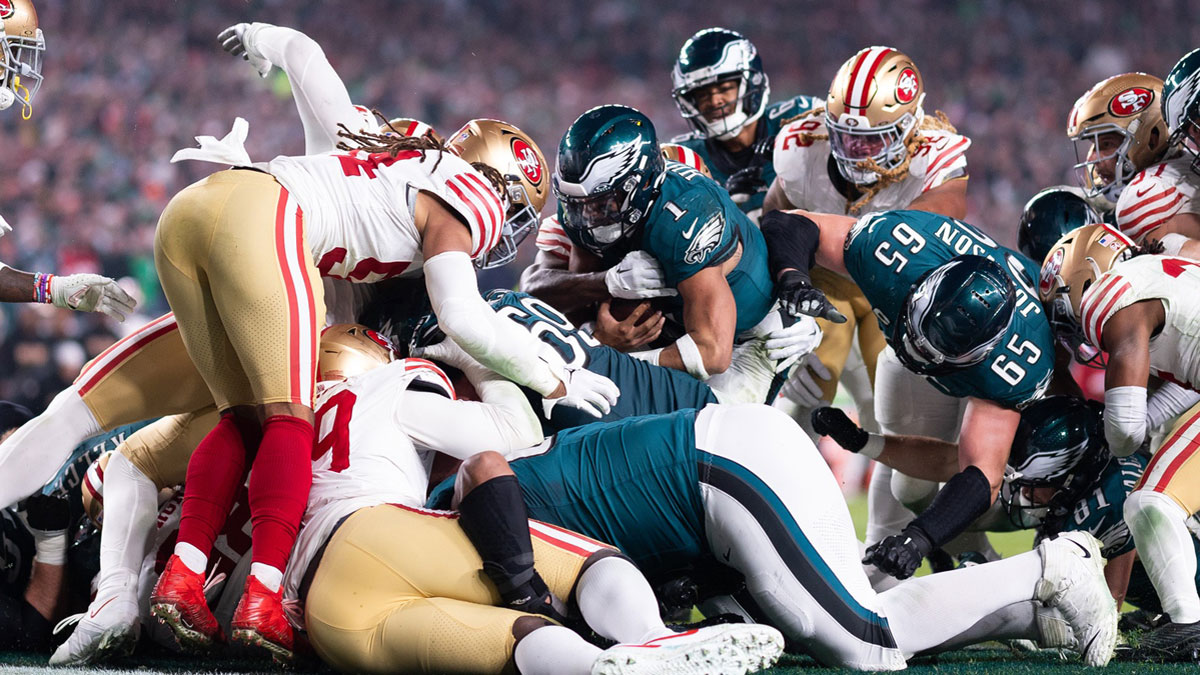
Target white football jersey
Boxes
[283,358,456,601]
[1081,255,1200,391]
[266,149,506,282]
[772,114,970,213]
[1114,154,1200,243]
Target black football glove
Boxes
[775,270,847,323]
[863,525,934,580]
[811,407,868,452]
[724,165,768,204]
[23,493,70,533]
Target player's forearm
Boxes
[0,265,39,304]
[519,264,610,313]
[405,393,542,459]
[463,368,543,451]
[874,434,960,483]
[23,560,66,622]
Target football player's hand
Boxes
[0,212,11,238]
[594,300,664,352]
[774,270,846,323]
[218,23,274,78]
[863,526,933,580]
[543,367,620,419]
[764,315,822,372]
[811,407,868,452]
[605,250,677,299]
[411,333,478,371]
[50,274,137,322]
[725,165,768,205]
[779,353,833,407]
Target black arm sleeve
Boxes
[759,210,820,281]
[908,465,993,548]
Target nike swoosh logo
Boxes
[1066,538,1092,559]
[90,596,116,619]
[1135,186,1154,198]
[1083,631,1100,656]
[682,221,697,239]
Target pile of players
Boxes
[1,0,1200,670]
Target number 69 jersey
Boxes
[844,210,1055,407]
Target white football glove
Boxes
[410,332,475,371]
[764,315,822,373]
[0,212,11,238]
[218,23,274,78]
[778,352,833,408]
[50,274,137,322]
[605,250,678,299]
[542,367,621,420]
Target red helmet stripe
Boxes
[847,47,895,111]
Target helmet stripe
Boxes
[847,47,894,110]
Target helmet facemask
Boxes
[674,71,769,141]
[476,177,540,269]
[0,26,43,117]
[1071,126,1137,203]
[827,101,923,185]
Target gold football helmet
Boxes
[379,117,442,143]
[0,0,44,117]
[448,119,549,268]
[660,143,714,178]
[825,46,925,185]
[318,324,397,382]
[1038,223,1135,363]
[1067,73,1168,204]
[80,450,112,528]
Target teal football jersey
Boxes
[1055,454,1145,559]
[843,210,1055,407]
[672,94,822,215]
[641,166,775,334]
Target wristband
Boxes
[860,433,885,459]
[33,273,52,304]
[631,348,663,366]
[31,529,67,566]
[675,334,710,381]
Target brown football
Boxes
[606,297,675,325]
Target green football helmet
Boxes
[671,28,770,141]
[894,255,1016,375]
[1003,396,1107,528]
[1163,48,1200,174]
[554,105,664,257]
[1017,187,1100,264]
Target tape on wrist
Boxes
[675,334,710,381]
[631,348,663,366]
[861,433,885,459]
[32,529,67,566]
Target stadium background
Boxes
[0,1,1194,671]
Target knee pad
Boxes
[890,472,937,512]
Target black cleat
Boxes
[1130,620,1200,662]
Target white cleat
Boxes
[49,587,140,666]
[591,623,784,675]
[1035,531,1118,667]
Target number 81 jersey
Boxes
[844,210,1055,407]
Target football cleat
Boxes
[1035,531,1118,666]
[591,623,783,675]
[49,582,140,665]
[231,575,295,664]
[149,554,223,651]
[1129,619,1200,662]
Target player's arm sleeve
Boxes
[398,389,542,460]
[533,215,573,263]
[1115,170,1189,243]
[919,133,971,193]
[424,251,562,397]
[248,24,362,154]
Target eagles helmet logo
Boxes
[684,212,725,264]
[1109,87,1153,117]
[0,0,12,20]
[895,67,919,104]
[511,138,544,185]
[576,138,649,193]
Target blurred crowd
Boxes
[0,0,1193,412]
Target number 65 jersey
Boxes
[843,210,1055,407]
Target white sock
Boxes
[878,548,1043,655]
[175,541,208,575]
[96,452,158,598]
[250,563,283,593]
[575,555,673,644]
[514,625,600,675]
[1125,490,1200,623]
[0,387,100,509]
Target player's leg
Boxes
[52,409,218,665]
[695,403,906,670]
[1126,402,1200,659]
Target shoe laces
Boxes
[202,570,227,596]
[53,612,85,637]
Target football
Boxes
[606,297,675,325]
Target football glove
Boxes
[542,367,620,420]
[724,165,768,205]
[605,250,677,299]
[779,353,833,407]
[763,314,822,373]
[810,407,868,452]
[774,270,846,323]
[218,23,274,78]
[50,274,137,322]
[862,525,933,580]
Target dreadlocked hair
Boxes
[779,106,828,140]
[1132,238,1166,257]
[335,124,509,207]
[845,110,959,214]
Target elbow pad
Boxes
[760,211,820,279]
[1105,385,1148,457]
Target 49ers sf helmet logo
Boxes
[895,67,919,104]
[0,0,14,19]
[511,138,543,185]
[1109,87,1154,117]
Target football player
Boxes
[432,402,1118,668]
[550,104,838,382]
[1040,223,1200,658]
[764,47,969,502]
[1110,53,1200,253]
[1017,187,1103,264]
[761,208,1058,580]
[0,0,42,116]
[669,27,821,221]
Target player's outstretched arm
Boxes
[0,265,135,320]
[655,266,736,378]
[908,176,968,220]
[519,248,611,314]
[1100,302,1158,457]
